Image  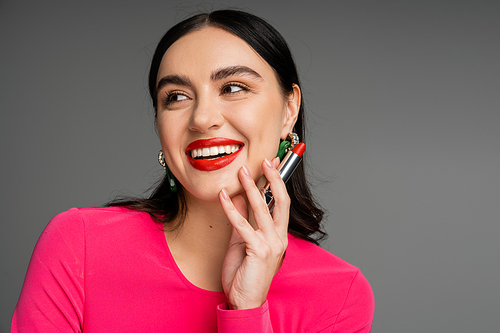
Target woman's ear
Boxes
[280,84,301,138]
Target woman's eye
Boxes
[163,92,189,107]
[221,84,247,95]
[169,94,188,102]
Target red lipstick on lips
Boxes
[186,138,244,171]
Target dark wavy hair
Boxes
[107,9,326,244]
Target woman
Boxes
[12,10,374,332]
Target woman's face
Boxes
[156,26,299,202]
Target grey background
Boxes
[1,0,499,332]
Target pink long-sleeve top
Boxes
[12,207,374,332]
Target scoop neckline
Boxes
[155,217,291,296]
[158,222,227,297]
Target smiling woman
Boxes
[12,9,374,333]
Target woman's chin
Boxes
[183,183,244,204]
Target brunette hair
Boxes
[107,9,326,244]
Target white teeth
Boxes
[190,144,240,158]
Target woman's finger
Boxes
[231,194,249,221]
[261,158,290,232]
[272,156,280,169]
[219,188,261,244]
[237,165,277,235]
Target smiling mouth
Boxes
[185,138,244,171]
[190,144,242,160]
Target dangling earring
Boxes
[277,132,299,160]
[158,150,177,193]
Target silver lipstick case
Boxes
[263,150,302,210]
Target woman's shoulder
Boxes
[270,234,374,331]
[35,206,151,251]
[47,206,153,230]
[285,233,363,275]
[36,206,165,274]
[279,234,373,296]
[291,234,372,297]
[39,206,160,252]
[53,206,148,219]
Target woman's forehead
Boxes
[157,26,272,81]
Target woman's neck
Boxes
[169,194,233,245]
[164,192,243,292]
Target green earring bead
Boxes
[165,165,177,193]
[277,140,291,160]
[158,150,178,193]
[277,133,300,160]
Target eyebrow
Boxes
[210,66,263,82]
[156,75,192,94]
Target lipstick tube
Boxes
[263,142,306,211]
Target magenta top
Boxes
[12,207,374,332]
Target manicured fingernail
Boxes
[220,188,229,201]
[264,158,273,169]
[273,157,280,168]
[242,165,251,177]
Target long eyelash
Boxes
[220,82,250,94]
[161,92,172,107]
[162,90,183,107]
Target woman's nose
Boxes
[188,98,224,133]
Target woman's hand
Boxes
[219,157,290,310]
